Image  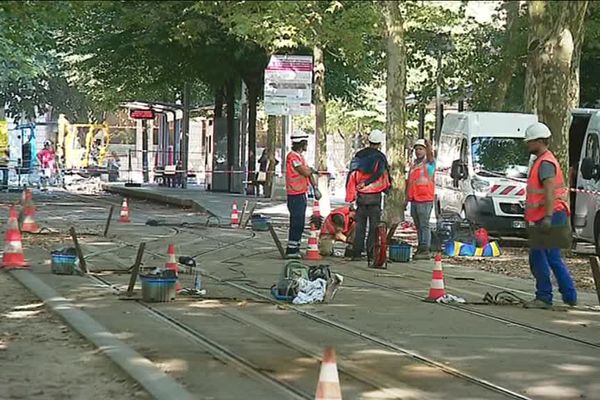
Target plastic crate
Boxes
[389,243,412,262]
[251,215,272,231]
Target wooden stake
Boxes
[126,242,146,297]
[238,200,249,230]
[589,256,600,306]
[69,227,89,274]
[242,203,257,229]
[267,222,286,259]
[103,205,115,237]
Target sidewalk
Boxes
[103,183,346,225]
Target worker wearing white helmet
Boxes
[406,137,435,260]
[523,122,576,309]
[284,132,321,259]
[345,129,391,262]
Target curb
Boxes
[103,185,214,216]
[8,269,195,400]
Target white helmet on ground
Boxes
[524,122,551,142]
[414,138,427,148]
[368,129,384,144]
[43,140,52,146]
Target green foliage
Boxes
[581,1,600,106]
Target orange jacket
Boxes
[345,167,391,203]
[320,206,353,237]
[285,151,309,195]
[525,150,569,223]
[407,161,435,202]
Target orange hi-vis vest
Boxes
[320,206,353,236]
[345,164,391,203]
[525,150,570,223]
[286,151,309,195]
[407,160,435,202]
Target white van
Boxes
[572,109,600,252]
[435,112,538,234]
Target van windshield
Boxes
[471,137,530,178]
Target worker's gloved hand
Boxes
[541,216,552,232]
[314,188,322,200]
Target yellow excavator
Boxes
[57,114,110,171]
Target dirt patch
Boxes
[0,272,149,400]
[444,247,597,291]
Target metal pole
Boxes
[142,119,149,183]
[418,105,425,139]
[182,82,190,189]
[435,50,443,144]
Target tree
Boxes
[381,1,407,223]
[525,1,589,177]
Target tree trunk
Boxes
[524,1,545,114]
[266,115,277,196]
[528,0,589,179]
[313,44,327,171]
[382,1,407,223]
[490,0,521,111]
[214,87,224,118]
[246,81,259,194]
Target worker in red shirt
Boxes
[37,140,56,189]
[523,122,576,309]
[318,205,356,256]
[346,129,391,261]
[285,133,321,259]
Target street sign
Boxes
[129,109,155,120]
[264,55,313,116]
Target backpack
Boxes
[273,261,310,299]
[308,265,332,282]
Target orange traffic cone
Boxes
[21,190,40,233]
[165,244,181,291]
[304,224,321,261]
[310,199,324,229]
[425,255,446,301]
[20,187,29,205]
[315,347,342,400]
[118,198,130,223]
[2,206,28,269]
[231,201,239,228]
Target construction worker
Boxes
[285,133,321,259]
[406,138,435,260]
[523,122,577,309]
[346,129,391,261]
[0,147,9,190]
[319,205,356,256]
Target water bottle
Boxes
[194,272,202,291]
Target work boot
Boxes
[413,249,431,260]
[523,298,552,309]
[285,252,302,260]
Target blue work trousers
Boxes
[529,211,577,305]
[286,194,307,255]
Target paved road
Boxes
[2,189,600,399]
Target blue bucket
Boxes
[389,243,412,262]
[51,252,77,275]
[140,275,177,302]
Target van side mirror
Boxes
[451,159,467,180]
[581,157,600,180]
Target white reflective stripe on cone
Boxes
[5,241,23,252]
[430,280,445,289]
[318,363,340,382]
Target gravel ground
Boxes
[444,246,597,291]
[0,271,149,400]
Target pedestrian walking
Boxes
[406,138,435,260]
[0,147,9,190]
[346,129,391,261]
[285,133,320,259]
[523,122,577,309]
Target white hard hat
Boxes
[291,132,309,143]
[44,140,52,146]
[368,129,384,144]
[414,139,426,148]
[524,122,551,142]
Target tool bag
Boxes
[272,261,310,300]
[308,264,332,282]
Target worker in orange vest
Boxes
[523,122,576,309]
[318,205,356,256]
[346,129,391,261]
[285,133,321,259]
[406,138,435,260]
